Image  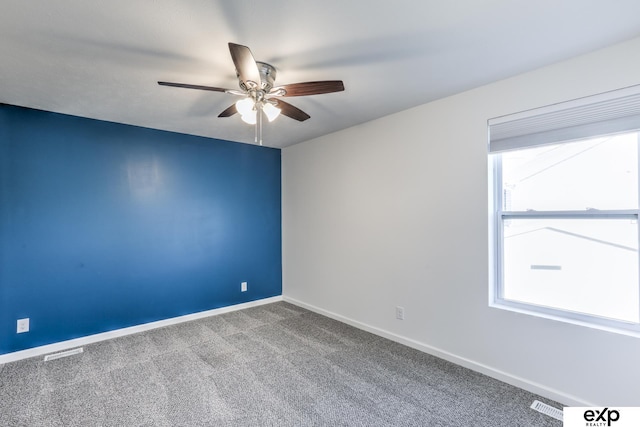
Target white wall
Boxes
[282,36,640,407]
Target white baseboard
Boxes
[283,296,595,407]
[0,296,282,364]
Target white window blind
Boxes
[488,84,640,153]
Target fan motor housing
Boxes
[238,61,277,93]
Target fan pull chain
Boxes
[258,105,263,146]
[254,115,258,144]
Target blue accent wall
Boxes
[0,104,282,355]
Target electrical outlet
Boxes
[17,318,30,333]
[241,281,248,292]
[395,306,405,320]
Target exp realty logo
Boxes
[564,407,640,427]
[583,408,619,426]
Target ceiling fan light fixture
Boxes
[263,102,281,122]
[159,42,345,144]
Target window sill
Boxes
[489,300,640,339]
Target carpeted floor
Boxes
[0,301,562,426]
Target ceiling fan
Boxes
[158,42,345,145]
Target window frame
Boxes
[489,133,640,338]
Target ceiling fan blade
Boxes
[218,104,238,118]
[228,43,261,89]
[158,81,229,92]
[273,80,344,97]
[274,99,310,122]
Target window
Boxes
[489,85,640,336]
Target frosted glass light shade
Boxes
[263,102,281,122]
[235,98,255,116]
[241,111,257,124]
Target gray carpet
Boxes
[0,302,562,426]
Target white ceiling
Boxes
[2,1,640,148]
